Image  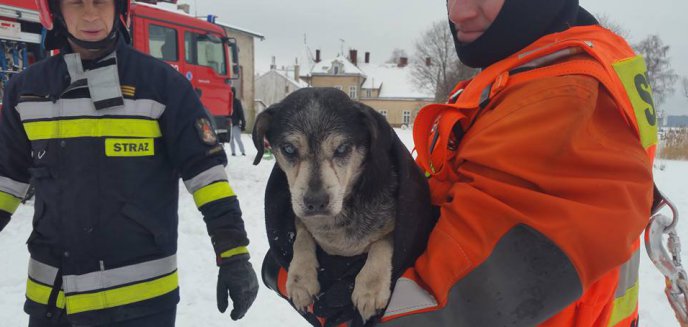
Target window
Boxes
[403,111,411,125]
[349,86,357,99]
[334,85,343,91]
[285,86,290,94]
[366,89,372,97]
[380,110,388,117]
[185,31,227,75]
[149,24,178,61]
[333,66,339,75]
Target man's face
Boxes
[60,0,115,42]
[448,0,505,44]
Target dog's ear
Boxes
[252,105,277,165]
[356,101,393,159]
[354,102,394,194]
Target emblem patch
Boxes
[196,118,218,145]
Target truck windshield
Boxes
[185,32,227,75]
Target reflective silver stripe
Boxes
[62,255,177,294]
[0,176,30,198]
[17,98,165,121]
[65,53,86,82]
[183,165,228,194]
[28,258,59,286]
[382,277,438,319]
[615,249,640,297]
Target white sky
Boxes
[178,0,687,115]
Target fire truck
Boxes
[0,0,239,141]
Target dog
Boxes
[252,88,398,322]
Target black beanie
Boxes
[450,0,595,68]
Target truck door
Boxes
[135,17,182,73]
[182,30,232,129]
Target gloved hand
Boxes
[217,256,259,320]
[240,124,246,132]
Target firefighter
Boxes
[263,0,657,326]
[0,0,258,326]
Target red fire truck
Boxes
[0,0,239,141]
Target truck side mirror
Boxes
[227,38,240,79]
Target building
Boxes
[302,50,434,127]
[216,21,264,131]
[255,59,309,108]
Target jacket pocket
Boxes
[120,203,169,247]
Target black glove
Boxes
[240,124,246,132]
[217,255,259,320]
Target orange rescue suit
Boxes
[380,25,655,326]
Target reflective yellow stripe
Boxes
[0,191,21,214]
[23,118,161,141]
[193,181,235,208]
[26,279,66,309]
[607,281,639,326]
[612,55,658,149]
[65,271,178,315]
[220,246,249,259]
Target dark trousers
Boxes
[28,308,177,327]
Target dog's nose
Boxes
[303,191,330,214]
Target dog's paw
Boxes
[286,267,320,311]
[351,270,391,322]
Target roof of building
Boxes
[215,21,265,40]
[358,63,434,99]
[306,55,367,77]
[258,69,309,89]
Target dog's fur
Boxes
[253,88,397,321]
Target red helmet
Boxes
[35,0,132,31]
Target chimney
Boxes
[365,52,370,64]
[270,56,276,70]
[294,58,300,81]
[398,57,408,68]
[425,57,432,66]
[315,50,321,63]
[177,4,190,14]
[349,49,358,66]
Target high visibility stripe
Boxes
[382,277,438,320]
[607,249,640,326]
[0,191,21,214]
[183,165,228,194]
[612,56,658,150]
[63,255,177,294]
[0,176,30,198]
[65,271,178,314]
[220,246,249,259]
[17,98,165,121]
[28,258,59,286]
[26,278,65,309]
[615,250,640,297]
[23,118,161,141]
[193,181,235,208]
[607,281,639,326]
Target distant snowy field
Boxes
[0,130,685,326]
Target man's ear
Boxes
[252,106,277,165]
[354,102,394,194]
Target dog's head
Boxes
[253,88,393,219]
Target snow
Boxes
[1,130,686,326]
[307,55,367,78]
[358,63,434,99]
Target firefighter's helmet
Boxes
[35,0,131,49]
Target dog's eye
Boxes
[281,143,298,157]
[334,143,352,157]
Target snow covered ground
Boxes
[0,130,685,326]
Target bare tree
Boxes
[633,35,679,107]
[387,48,409,64]
[682,76,688,99]
[596,13,631,40]
[411,21,478,102]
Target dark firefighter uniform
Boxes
[0,37,249,325]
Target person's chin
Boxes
[78,32,108,42]
[456,31,484,44]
